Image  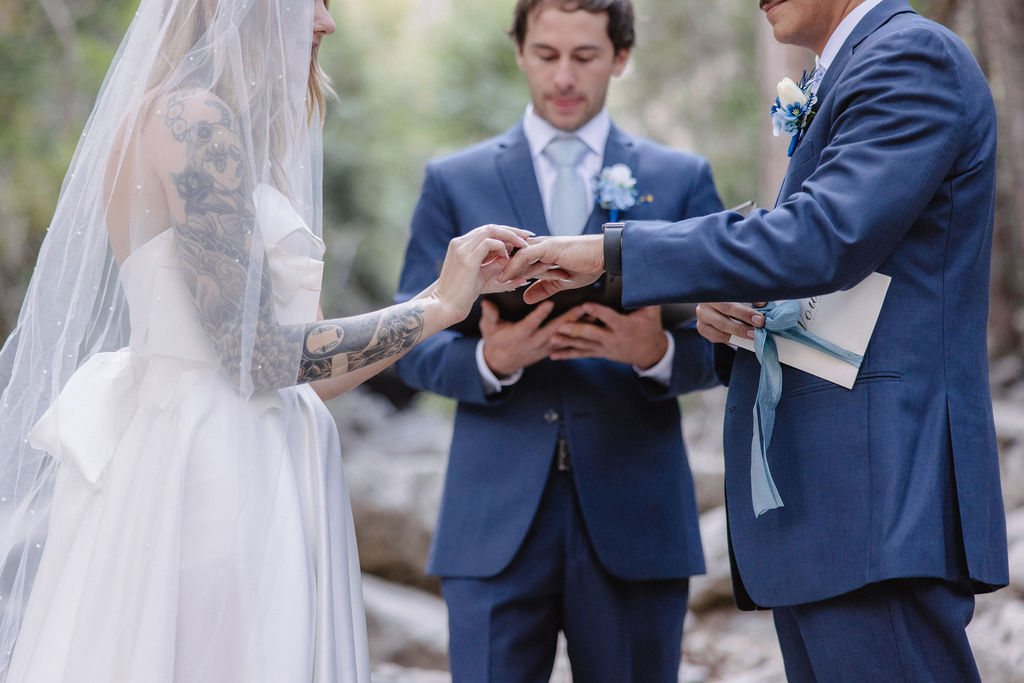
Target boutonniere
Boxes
[596,164,652,222]
[770,70,819,157]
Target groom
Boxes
[503,0,1009,679]
[394,0,723,679]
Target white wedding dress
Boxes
[8,187,370,682]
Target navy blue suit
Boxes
[395,122,722,680]
[614,1,1007,678]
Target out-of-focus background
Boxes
[2,0,1022,680]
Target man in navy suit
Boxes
[503,0,1009,679]
[393,1,723,680]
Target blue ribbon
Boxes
[750,300,864,517]
[787,132,801,157]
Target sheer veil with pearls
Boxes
[0,0,330,675]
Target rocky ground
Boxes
[328,376,1024,682]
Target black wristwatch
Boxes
[602,222,624,276]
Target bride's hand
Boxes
[430,224,532,319]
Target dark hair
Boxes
[509,0,636,54]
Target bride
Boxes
[0,0,528,680]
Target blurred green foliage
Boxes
[0,1,137,331]
[317,0,528,318]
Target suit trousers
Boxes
[772,578,980,682]
[441,461,689,683]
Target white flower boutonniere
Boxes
[596,164,652,221]
[770,70,819,157]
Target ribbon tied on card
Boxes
[750,299,864,517]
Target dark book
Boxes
[450,274,697,334]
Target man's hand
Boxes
[428,224,532,324]
[479,300,583,378]
[549,303,667,368]
[695,302,766,344]
[499,235,605,304]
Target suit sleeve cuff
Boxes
[602,223,624,276]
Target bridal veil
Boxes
[0,0,343,676]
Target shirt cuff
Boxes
[633,331,674,386]
[476,339,523,395]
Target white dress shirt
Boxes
[817,0,886,73]
[476,106,675,394]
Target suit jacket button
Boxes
[543,409,559,424]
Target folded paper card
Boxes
[731,272,891,389]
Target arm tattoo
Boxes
[165,94,424,391]
[298,303,425,382]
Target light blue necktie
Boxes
[544,136,590,236]
[750,300,864,517]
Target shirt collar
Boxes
[522,104,610,161]
[818,0,886,72]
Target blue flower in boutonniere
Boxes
[770,70,819,157]
[596,164,652,222]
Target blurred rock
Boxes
[969,594,1024,682]
[370,664,451,683]
[682,388,728,513]
[331,388,452,459]
[1006,507,1024,597]
[994,400,1024,511]
[331,389,449,593]
[683,609,785,682]
[363,574,449,671]
[346,452,444,593]
[688,448,726,514]
[689,506,735,613]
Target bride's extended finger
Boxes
[499,243,551,281]
[502,258,560,284]
[470,238,515,267]
[470,224,533,249]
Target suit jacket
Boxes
[394,122,723,580]
[618,0,1008,606]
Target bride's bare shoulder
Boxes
[139,89,241,163]
[136,90,247,200]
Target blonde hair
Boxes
[308,45,335,123]
[151,0,332,124]
[143,0,334,200]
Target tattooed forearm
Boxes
[298,304,425,382]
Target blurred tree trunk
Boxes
[757,20,814,207]
[976,0,1024,367]
[933,0,1024,377]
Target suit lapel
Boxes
[781,0,916,194]
[814,0,917,109]
[495,123,549,235]
[584,125,637,235]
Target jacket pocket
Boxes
[785,370,903,399]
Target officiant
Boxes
[392,0,723,679]
[501,0,1009,679]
